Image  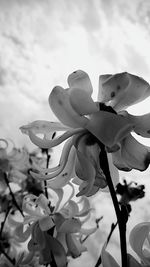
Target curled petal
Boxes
[20,120,69,135]
[86,111,133,147]
[36,194,50,214]
[121,111,150,138]
[112,148,132,171]
[101,244,120,267]
[14,223,32,242]
[47,146,76,189]
[68,70,93,95]
[129,222,150,265]
[75,150,96,196]
[121,134,150,171]
[28,127,85,149]
[98,72,150,111]
[49,86,89,128]
[66,233,87,258]
[69,88,98,115]
[30,138,73,180]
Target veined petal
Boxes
[101,244,120,267]
[20,120,69,135]
[86,111,133,147]
[129,222,150,265]
[66,233,87,258]
[28,127,85,149]
[69,88,98,115]
[98,72,150,111]
[68,70,93,95]
[121,134,150,171]
[49,86,89,128]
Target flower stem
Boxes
[0,248,15,266]
[3,173,24,217]
[44,149,50,199]
[96,143,127,267]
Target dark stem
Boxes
[0,207,11,237]
[95,222,118,267]
[44,149,50,199]
[95,143,127,267]
[3,173,24,217]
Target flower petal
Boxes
[20,120,69,135]
[66,233,87,258]
[112,148,132,171]
[68,70,93,95]
[101,244,120,267]
[47,146,76,189]
[129,222,150,265]
[39,216,55,231]
[49,86,89,128]
[69,88,98,115]
[86,111,133,147]
[57,218,81,233]
[127,253,142,267]
[28,127,85,149]
[121,111,150,138]
[98,72,150,111]
[121,134,150,171]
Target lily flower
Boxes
[20,71,150,196]
[14,187,98,266]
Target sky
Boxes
[1,0,150,265]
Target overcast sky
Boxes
[1,0,150,265]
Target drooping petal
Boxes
[121,134,150,171]
[69,88,98,115]
[68,70,93,95]
[101,244,120,267]
[20,120,69,135]
[30,138,73,180]
[129,222,150,265]
[47,146,76,189]
[28,127,85,149]
[43,232,67,267]
[86,111,133,147]
[49,86,89,128]
[66,233,87,258]
[98,72,150,111]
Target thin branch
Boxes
[3,173,24,217]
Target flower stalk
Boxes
[95,142,127,267]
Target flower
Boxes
[20,70,150,196]
[129,222,150,266]
[14,187,98,266]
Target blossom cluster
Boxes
[1,70,150,266]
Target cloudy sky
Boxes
[1,0,150,266]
